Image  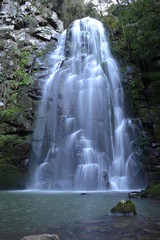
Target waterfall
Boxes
[30,17,145,191]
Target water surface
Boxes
[0,191,160,239]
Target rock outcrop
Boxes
[0,0,64,189]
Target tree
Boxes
[60,0,100,27]
[105,0,160,70]
[61,0,86,27]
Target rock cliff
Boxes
[0,0,63,189]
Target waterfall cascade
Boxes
[31,17,145,191]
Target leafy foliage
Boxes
[60,0,100,27]
[146,183,160,199]
[23,15,38,34]
[105,0,160,70]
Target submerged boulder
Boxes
[21,234,60,240]
[110,199,136,216]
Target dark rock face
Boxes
[121,65,160,186]
[0,0,64,189]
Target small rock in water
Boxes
[110,199,136,216]
[80,192,87,195]
[21,234,60,240]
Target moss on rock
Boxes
[0,134,31,189]
[111,199,136,215]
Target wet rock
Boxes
[80,192,87,195]
[21,234,60,240]
[19,158,30,168]
[128,190,148,199]
[151,143,160,149]
[14,142,30,160]
[110,199,136,215]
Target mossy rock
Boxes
[0,134,31,189]
[111,199,136,215]
[0,134,24,152]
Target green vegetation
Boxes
[125,69,144,114]
[0,106,21,121]
[0,46,35,109]
[0,133,30,189]
[0,134,23,151]
[23,15,38,35]
[0,40,36,189]
[105,0,160,70]
[146,184,160,199]
[105,0,160,132]
[60,0,99,27]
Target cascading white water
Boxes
[30,17,145,191]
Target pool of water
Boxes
[0,191,160,240]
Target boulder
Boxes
[20,2,37,14]
[21,234,60,240]
[0,25,14,31]
[47,12,64,33]
[110,199,136,215]
[33,26,55,41]
[1,0,18,15]
[35,15,48,27]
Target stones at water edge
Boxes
[110,199,136,216]
[128,190,148,199]
[21,234,60,240]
